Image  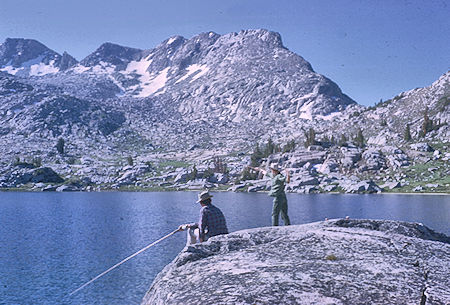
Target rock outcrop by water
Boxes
[142,219,450,305]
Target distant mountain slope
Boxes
[42,29,355,121]
[0,29,358,153]
[369,71,449,140]
[318,71,450,146]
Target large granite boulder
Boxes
[383,148,410,168]
[316,158,339,174]
[116,164,152,185]
[340,147,362,168]
[7,167,64,186]
[174,169,190,183]
[288,170,320,190]
[360,148,386,171]
[410,143,434,152]
[207,173,230,184]
[339,179,382,193]
[142,219,450,305]
[285,151,326,168]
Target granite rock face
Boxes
[142,219,450,305]
[0,29,356,155]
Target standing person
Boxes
[250,163,291,226]
[178,190,228,245]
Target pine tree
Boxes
[283,139,296,153]
[213,156,227,173]
[191,165,198,180]
[56,138,65,154]
[422,106,429,136]
[32,157,42,168]
[330,135,336,145]
[404,124,412,141]
[250,143,263,167]
[354,128,365,148]
[127,156,134,166]
[241,167,258,181]
[275,144,281,153]
[421,106,433,137]
[304,128,316,147]
[338,134,348,147]
[264,138,275,156]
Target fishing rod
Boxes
[69,228,180,297]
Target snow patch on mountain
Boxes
[91,61,116,74]
[0,64,23,75]
[298,101,315,120]
[125,57,153,75]
[175,64,209,84]
[1,55,60,76]
[316,111,342,121]
[167,37,178,45]
[29,61,59,76]
[72,65,90,74]
[136,67,170,97]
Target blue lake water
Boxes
[0,192,449,305]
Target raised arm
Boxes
[285,169,290,183]
[248,166,267,175]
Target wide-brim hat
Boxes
[196,190,213,203]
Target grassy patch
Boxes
[325,254,338,261]
[158,159,191,169]
[430,141,450,151]
[390,158,450,193]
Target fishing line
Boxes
[69,228,180,296]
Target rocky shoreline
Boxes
[142,219,450,305]
[1,141,449,194]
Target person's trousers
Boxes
[272,193,290,226]
[186,228,200,246]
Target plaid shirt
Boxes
[197,204,228,240]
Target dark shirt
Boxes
[197,204,228,240]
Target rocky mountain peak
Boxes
[0,38,78,76]
[80,42,143,68]
[431,70,450,90]
[0,38,59,67]
[161,35,186,49]
[212,29,284,52]
[239,29,284,47]
[59,51,78,70]
[143,30,285,75]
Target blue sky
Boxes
[0,0,448,106]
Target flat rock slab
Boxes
[142,219,450,305]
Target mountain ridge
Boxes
[0,38,78,76]
[0,30,448,193]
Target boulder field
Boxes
[142,219,450,305]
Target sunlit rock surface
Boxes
[142,219,450,305]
